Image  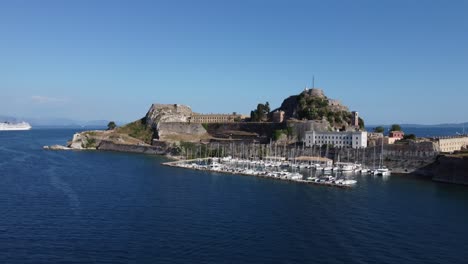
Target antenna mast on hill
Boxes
[312,75,315,88]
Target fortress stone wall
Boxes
[190,113,242,123]
[157,122,207,142]
[305,88,325,98]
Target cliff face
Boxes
[277,95,300,119]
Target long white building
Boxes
[305,131,368,149]
[433,135,468,153]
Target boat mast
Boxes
[380,135,384,169]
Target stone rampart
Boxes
[157,122,207,141]
[430,155,468,185]
[98,140,168,155]
[205,122,286,143]
[288,120,331,142]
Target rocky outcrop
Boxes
[67,131,102,149]
[276,95,300,119]
[66,130,150,150]
[145,104,193,129]
[69,133,87,149]
[143,103,209,142]
[43,145,71,150]
[273,88,359,131]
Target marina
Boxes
[163,156,389,188]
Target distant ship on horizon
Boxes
[0,121,32,131]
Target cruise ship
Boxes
[0,121,32,131]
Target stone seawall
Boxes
[98,140,168,155]
[426,155,468,185]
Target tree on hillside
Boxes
[374,126,384,133]
[403,134,416,140]
[358,117,365,130]
[107,121,117,130]
[250,110,258,122]
[250,102,270,122]
[390,124,402,131]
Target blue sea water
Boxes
[401,126,466,137]
[371,126,466,137]
[0,129,468,264]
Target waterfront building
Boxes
[385,130,405,145]
[305,131,368,149]
[389,131,404,138]
[433,135,468,153]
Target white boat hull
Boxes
[0,122,32,131]
[0,127,32,131]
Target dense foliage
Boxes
[294,93,359,129]
[107,121,117,130]
[390,124,402,131]
[358,117,365,130]
[374,126,385,133]
[250,102,270,122]
[272,126,294,141]
[403,134,416,140]
[296,93,330,120]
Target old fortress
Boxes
[146,86,468,154]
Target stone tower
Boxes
[304,88,325,98]
[352,111,359,128]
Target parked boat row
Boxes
[164,158,358,188]
[224,156,391,176]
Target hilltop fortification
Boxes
[145,104,193,129]
[274,88,362,131]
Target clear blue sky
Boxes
[1,0,467,125]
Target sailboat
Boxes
[374,137,391,176]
